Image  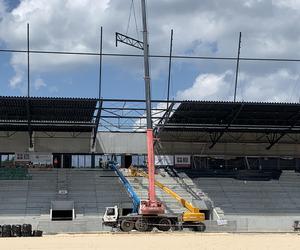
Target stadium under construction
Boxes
[1,0,300,235]
[1,96,300,233]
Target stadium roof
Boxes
[157,101,300,149]
[0,96,98,132]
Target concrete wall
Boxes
[95,132,146,154]
[157,141,300,157]
[0,132,29,152]
[0,131,147,154]
[226,215,300,232]
[1,130,300,157]
[0,131,91,153]
[206,216,300,232]
[157,131,300,157]
[34,132,91,153]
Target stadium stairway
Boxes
[122,167,214,216]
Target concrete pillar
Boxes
[91,154,95,168]
[61,154,64,169]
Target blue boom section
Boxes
[109,162,140,213]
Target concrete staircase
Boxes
[122,168,212,215]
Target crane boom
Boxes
[140,0,164,215]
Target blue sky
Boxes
[1,0,300,102]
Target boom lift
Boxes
[110,162,140,213]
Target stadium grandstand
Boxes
[1,96,300,232]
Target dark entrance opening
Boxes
[53,154,61,168]
[63,154,72,169]
[51,210,73,221]
[203,210,211,220]
[124,155,132,168]
[51,201,74,221]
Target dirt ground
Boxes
[1,232,300,250]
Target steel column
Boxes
[26,23,33,148]
[98,26,103,99]
[167,29,173,108]
[234,32,242,102]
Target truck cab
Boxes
[103,206,119,226]
[103,206,135,227]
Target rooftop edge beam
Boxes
[154,102,175,140]
[266,109,300,150]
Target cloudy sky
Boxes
[0,0,300,102]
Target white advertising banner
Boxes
[15,152,53,165]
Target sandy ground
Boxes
[1,232,300,250]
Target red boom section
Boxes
[147,128,155,202]
[139,129,164,215]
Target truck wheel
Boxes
[135,219,148,232]
[146,225,154,232]
[194,222,206,232]
[158,218,172,231]
[120,220,134,232]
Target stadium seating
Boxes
[191,170,300,214]
[0,168,31,180]
[0,169,131,218]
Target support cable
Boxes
[3,48,300,63]
[126,0,134,35]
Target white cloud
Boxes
[0,0,112,91]
[177,71,233,101]
[176,68,300,103]
[274,0,300,10]
[9,68,24,89]
[34,77,46,90]
[241,69,300,102]
[133,100,183,132]
[133,66,300,132]
[48,85,58,93]
[1,0,300,100]
[243,0,263,8]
